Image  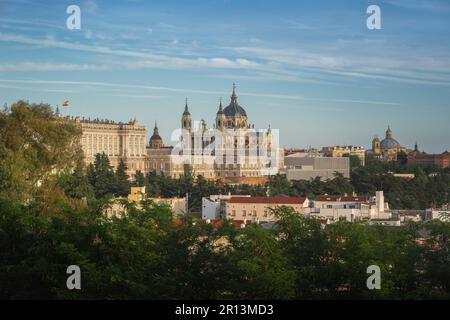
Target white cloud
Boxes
[0,33,262,71]
[0,79,401,106]
[0,62,103,71]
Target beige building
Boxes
[367,126,407,161]
[76,117,147,176]
[322,145,365,166]
[225,196,309,223]
[105,186,187,218]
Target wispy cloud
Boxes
[0,62,104,71]
[0,79,401,106]
[0,32,263,71]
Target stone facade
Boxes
[76,117,146,176]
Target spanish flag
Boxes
[62,100,70,107]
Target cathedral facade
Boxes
[147,85,282,183]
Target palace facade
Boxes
[76,117,147,176]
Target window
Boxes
[243,210,247,217]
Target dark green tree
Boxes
[115,159,130,197]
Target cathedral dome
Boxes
[150,134,162,142]
[223,103,247,117]
[149,122,163,148]
[223,83,247,117]
[380,138,401,149]
[380,126,402,149]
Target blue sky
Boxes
[0,0,449,152]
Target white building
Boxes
[425,209,450,222]
[202,194,251,220]
[306,191,390,222]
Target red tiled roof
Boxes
[172,218,183,225]
[228,196,307,205]
[315,195,340,202]
[209,219,245,228]
[341,196,368,202]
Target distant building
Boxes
[149,197,188,217]
[202,194,251,220]
[75,116,147,176]
[425,208,450,222]
[202,194,309,223]
[322,145,366,166]
[284,153,350,181]
[146,122,174,176]
[284,148,323,157]
[128,186,146,202]
[105,186,187,218]
[225,196,309,223]
[306,191,389,222]
[408,143,450,168]
[367,126,407,161]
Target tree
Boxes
[58,164,94,201]
[344,154,361,170]
[115,159,130,197]
[133,170,146,187]
[397,151,408,166]
[0,101,82,203]
[89,153,117,199]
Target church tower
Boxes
[181,98,192,132]
[216,98,226,130]
[149,121,163,149]
[372,136,381,156]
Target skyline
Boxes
[0,0,449,152]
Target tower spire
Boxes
[231,83,237,104]
[183,98,190,115]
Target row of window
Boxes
[230,209,269,218]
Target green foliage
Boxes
[87,153,117,199]
[1,199,450,300]
[0,101,82,203]
[114,159,130,197]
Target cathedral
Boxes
[367,126,407,161]
[147,84,283,183]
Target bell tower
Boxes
[181,98,192,132]
[216,97,226,130]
